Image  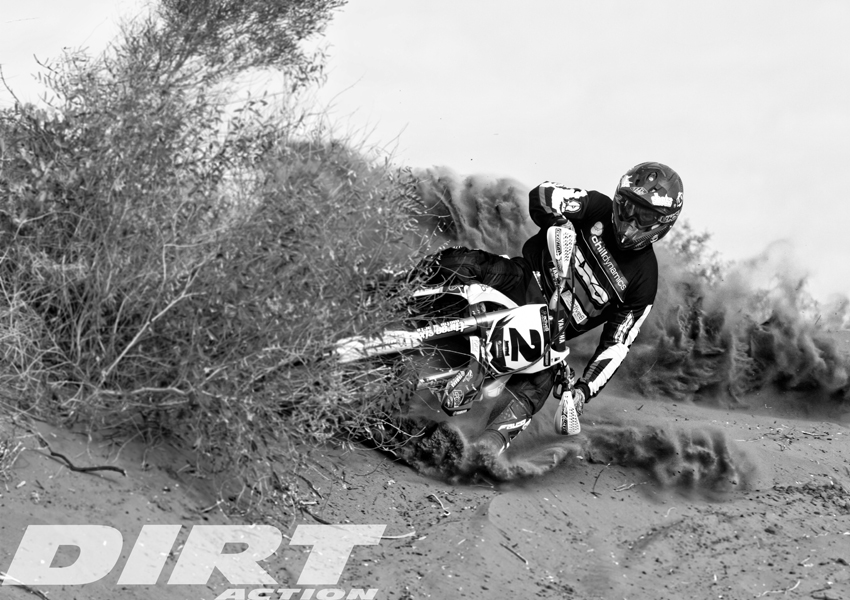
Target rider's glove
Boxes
[573,386,586,416]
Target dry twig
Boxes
[427,493,450,516]
[757,580,800,596]
[296,472,324,498]
[500,543,529,565]
[591,463,611,496]
[34,432,126,477]
[301,506,331,524]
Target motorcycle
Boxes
[332,225,583,438]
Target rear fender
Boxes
[412,283,518,310]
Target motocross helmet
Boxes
[612,162,683,251]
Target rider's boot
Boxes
[473,395,534,456]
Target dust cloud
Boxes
[379,416,755,493]
[413,166,536,256]
[628,240,850,407]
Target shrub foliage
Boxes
[0,0,428,510]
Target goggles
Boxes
[614,193,664,229]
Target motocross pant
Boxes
[417,247,555,446]
[483,367,555,447]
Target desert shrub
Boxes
[150,136,429,483]
[0,283,60,411]
[0,0,433,512]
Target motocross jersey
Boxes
[521,182,658,401]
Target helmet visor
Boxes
[614,194,664,229]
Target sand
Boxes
[1,365,848,600]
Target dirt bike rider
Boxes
[419,162,684,454]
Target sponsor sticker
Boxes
[561,289,588,324]
[446,370,466,390]
[417,319,464,339]
[562,199,581,213]
[650,192,674,207]
[447,389,465,407]
[591,222,604,236]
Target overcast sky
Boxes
[3,0,849,300]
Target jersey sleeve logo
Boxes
[563,199,581,213]
[551,187,587,215]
